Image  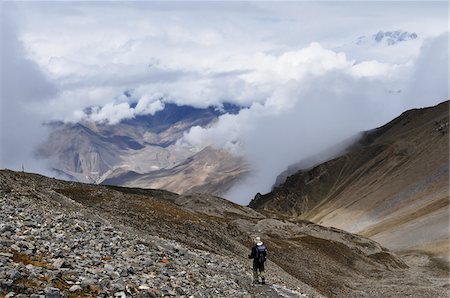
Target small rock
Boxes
[148,288,162,297]
[110,271,121,279]
[23,249,33,255]
[0,224,15,233]
[114,291,126,298]
[11,244,20,252]
[23,220,36,227]
[0,252,14,258]
[21,241,35,250]
[80,278,95,288]
[52,258,65,269]
[120,269,128,277]
[5,292,15,298]
[8,269,21,281]
[138,285,150,290]
[69,285,82,292]
[44,287,61,298]
[2,279,14,287]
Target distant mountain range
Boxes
[355,30,418,46]
[37,103,249,196]
[250,101,449,259]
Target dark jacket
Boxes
[248,243,267,263]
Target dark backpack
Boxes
[256,244,266,263]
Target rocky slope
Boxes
[249,100,449,260]
[37,103,248,196]
[1,170,449,297]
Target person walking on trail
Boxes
[248,236,267,285]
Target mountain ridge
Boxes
[37,103,248,195]
[249,100,449,259]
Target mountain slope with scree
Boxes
[1,170,448,297]
[249,101,449,260]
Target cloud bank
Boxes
[1,2,448,203]
[180,33,449,203]
[0,16,57,175]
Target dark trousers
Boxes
[253,261,265,282]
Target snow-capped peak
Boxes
[355,30,418,46]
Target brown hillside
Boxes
[2,170,448,297]
[249,101,449,259]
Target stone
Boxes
[69,285,82,292]
[80,278,95,288]
[2,279,14,287]
[0,224,15,233]
[114,291,126,298]
[21,241,35,250]
[52,258,65,269]
[23,249,33,255]
[44,287,61,298]
[107,271,119,279]
[5,292,15,298]
[147,288,162,297]
[120,269,128,277]
[8,269,21,280]
[0,252,13,258]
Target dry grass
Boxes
[11,252,52,269]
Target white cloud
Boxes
[350,60,398,78]
[135,94,165,116]
[1,1,447,202]
[78,93,166,124]
[179,33,448,204]
[0,15,57,174]
[88,102,135,125]
[8,1,445,121]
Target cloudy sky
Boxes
[0,1,448,202]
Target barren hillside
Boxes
[1,170,448,297]
[249,101,449,260]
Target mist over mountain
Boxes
[250,101,449,260]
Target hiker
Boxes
[248,236,267,284]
